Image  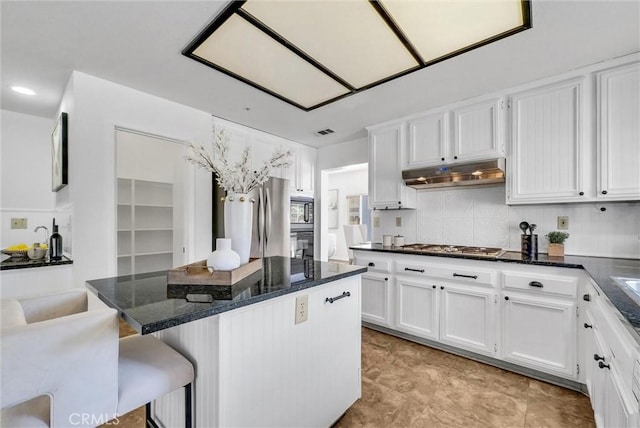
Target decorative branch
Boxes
[186,129,293,195]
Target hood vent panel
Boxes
[402,158,506,190]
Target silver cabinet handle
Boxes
[326,291,351,304]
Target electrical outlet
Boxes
[11,218,27,229]
[396,217,402,227]
[295,295,309,324]
[558,216,569,230]
[373,217,380,228]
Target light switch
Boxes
[558,216,569,230]
[11,218,27,229]
[396,217,402,227]
[373,217,380,228]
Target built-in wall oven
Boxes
[290,197,314,259]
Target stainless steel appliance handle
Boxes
[265,188,271,246]
[304,203,310,223]
[257,190,264,248]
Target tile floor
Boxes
[110,323,595,428]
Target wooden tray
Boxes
[167,258,262,286]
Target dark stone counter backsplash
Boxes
[351,243,640,339]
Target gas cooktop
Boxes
[400,244,505,258]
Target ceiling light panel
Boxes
[241,0,420,89]
[192,14,351,109]
[381,0,527,63]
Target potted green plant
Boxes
[546,231,570,257]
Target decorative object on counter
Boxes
[521,234,538,258]
[546,231,570,257]
[167,258,262,286]
[224,194,253,264]
[2,243,29,258]
[27,242,47,260]
[51,112,68,192]
[383,235,393,246]
[49,218,63,261]
[393,235,405,247]
[207,238,240,272]
[185,129,293,264]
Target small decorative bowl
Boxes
[1,249,29,258]
[27,246,47,260]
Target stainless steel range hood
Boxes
[402,158,506,189]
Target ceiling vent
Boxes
[315,128,335,136]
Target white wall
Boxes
[372,186,640,259]
[0,110,72,251]
[58,72,213,287]
[327,166,368,261]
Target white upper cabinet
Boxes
[452,97,504,163]
[405,98,504,169]
[368,123,416,209]
[596,61,640,201]
[280,146,315,196]
[213,118,315,196]
[508,78,587,204]
[406,111,448,167]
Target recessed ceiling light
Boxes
[11,86,36,96]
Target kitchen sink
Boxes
[611,276,640,305]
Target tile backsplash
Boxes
[372,186,640,259]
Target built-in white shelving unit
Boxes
[117,178,173,275]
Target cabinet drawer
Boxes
[354,256,391,273]
[396,262,495,285]
[503,272,578,297]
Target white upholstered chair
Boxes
[0,289,194,428]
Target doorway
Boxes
[115,129,187,275]
[323,163,369,262]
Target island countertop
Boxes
[86,256,366,334]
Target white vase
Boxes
[207,238,241,272]
[224,194,253,264]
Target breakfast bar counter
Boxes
[86,256,365,428]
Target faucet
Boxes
[34,226,49,245]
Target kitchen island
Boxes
[87,257,366,428]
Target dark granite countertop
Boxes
[351,244,640,338]
[0,255,73,271]
[86,256,367,335]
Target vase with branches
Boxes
[186,129,293,264]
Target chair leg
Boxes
[144,384,193,428]
[184,383,193,428]
[145,402,160,428]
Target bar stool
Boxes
[0,289,195,428]
[118,334,195,428]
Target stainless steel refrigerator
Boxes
[212,176,290,258]
[249,177,290,259]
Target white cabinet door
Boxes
[396,276,439,340]
[502,292,576,378]
[406,111,448,167]
[281,146,316,196]
[596,61,640,201]
[361,271,393,327]
[508,78,586,204]
[308,278,361,427]
[439,282,496,356]
[368,124,415,209]
[296,148,315,195]
[452,98,503,162]
[582,309,597,397]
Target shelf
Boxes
[133,203,173,208]
[134,251,173,257]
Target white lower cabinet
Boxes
[502,292,576,378]
[361,271,392,327]
[439,282,496,356]
[396,276,438,340]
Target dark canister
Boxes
[521,234,538,258]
